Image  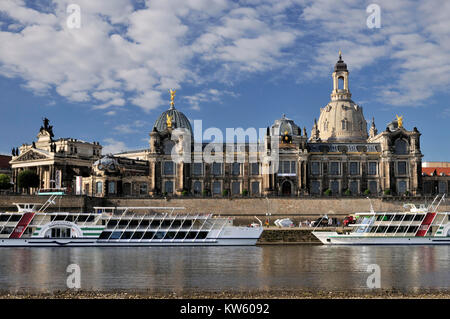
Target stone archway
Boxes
[281,180,292,196]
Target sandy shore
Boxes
[1,289,450,299]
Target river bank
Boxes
[1,289,449,299]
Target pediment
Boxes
[12,149,50,163]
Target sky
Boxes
[0,0,449,161]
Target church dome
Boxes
[153,105,193,135]
[315,52,368,142]
[270,114,301,136]
[317,100,368,142]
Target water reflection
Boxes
[0,246,449,293]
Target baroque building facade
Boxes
[10,55,428,197]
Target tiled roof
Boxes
[422,167,450,176]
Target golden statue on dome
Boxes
[166,114,173,128]
[169,89,176,108]
[396,115,403,128]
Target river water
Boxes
[0,245,449,293]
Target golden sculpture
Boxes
[166,114,173,128]
[169,89,176,108]
[396,115,403,128]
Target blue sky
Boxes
[0,0,449,161]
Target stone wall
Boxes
[0,195,448,219]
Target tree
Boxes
[17,170,40,191]
[0,174,11,190]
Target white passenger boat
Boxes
[0,196,263,247]
[313,195,450,245]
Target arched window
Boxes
[338,76,344,90]
[394,139,408,155]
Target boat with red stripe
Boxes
[313,195,450,245]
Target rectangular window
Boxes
[212,181,221,194]
[163,161,175,175]
[212,162,222,176]
[311,181,320,195]
[96,182,103,194]
[232,163,241,176]
[193,163,203,176]
[108,181,115,194]
[251,163,259,175]
[368,162,377,175]
[311,162,320,176]
[438,181,447,194]
[330,162,340,175]
[164,181,174,194]
[140,183,147,195]
[349,181,358,195]
[193,181,202,194]
[398,180,407,194]
[349,162,360,175]
[251,181,260,194]
[369,181,377,195]
[397,161,407,175]
[330,181,339,194]
[232,182,240,194]
[278,161,296,176]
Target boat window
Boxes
[128,220,139,229]
[164,232,176,239]
[9,215,21,222]
[0,227,14,234]
[118,220,129,227]
[386,226,397,233]
[406,226,418,233]
[185,231,198,239]
[106,220,118,229]
[402,215,413,221]
[393,214,405,221]
[154,231,166,239]
[375,226,387,233]
[171,220,182,228]
[110,231,122,239]
[139,220,149,228]
[131,232,144,239]
[182,220,192,228]
[150,220,161,228]
[0,215,10,222]
[413,215,425,221]
[161,220,172,228]
[175,231,187,239]
[142,231,155,239]
[197,231,208,239]
[397,226,408,233]
[99,231,112,239]
[121,232,133,239]
[77,215,88,222]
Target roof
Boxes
[0,155,11,169]
[422,167,450,176]
[153,106,193,134]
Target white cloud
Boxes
[0,0,449,111]
[184,88,238,110]
[0,0,303,112]
[102,138,129,154]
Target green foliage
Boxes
[0,174,11,190]
[384,189,391,195]
[242,189,248,196]
[222,189,229,197]
[202,189,209,196]
[364,189,370,195]
[404,190,410,196]
[17,170,39,189]
[324,189,332,196]
[344,189,351,196]
[181,190,188,196]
